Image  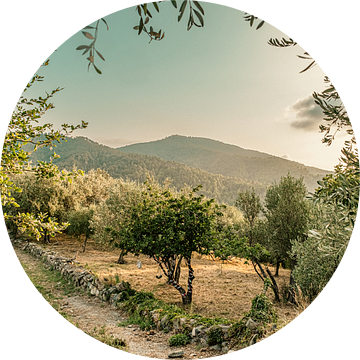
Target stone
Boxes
[189,319,197,325]
[173,318,181,332]
[90,285,99,296]
[249,334,257,345]
[160,315,169,329]
[168,351,184,358]
[191,325,204,337]
[179,318,187,327]
[115,282,127,292]
[209,345,221,351]
[151,310,161,323]
[227,350,235,354]
[192,325,204,337]
[245,318,259,330]
[219,325,231,339]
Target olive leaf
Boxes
[139,17,144,35]
[93,64,102,74]
[96,50,105,61]
[152,2,159,12]
[193,9,204,27]
[82,31,94,40]
[101,18,109,31]
[76,45,89,50]
[178,0,187,22]
[193,1,204,15]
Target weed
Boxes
[86,325,126,350]
[248,294,277,323]
[169,334,189,347]
[279,279,290,302]
[118,312,155,331]
[99,325,106,335]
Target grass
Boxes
[18,249,127,351]
[19,254,83,321]
[85,325,126,350]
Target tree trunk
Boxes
[174,255,182,283]
[275,260,281,277]
[252,258,280,302]
[43,231,50,244]
[82,235,88,253]
[166,256,182,284]
[116,249,127,264]
[163,257,194,305]
[287,258,297,304]
[266,267,280,302]
[182,292,192,305]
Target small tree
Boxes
[264,174,311,303]
[235,188,263,246]
[113,180,222,305]
[67,206,95,252]
[90,179,143,264]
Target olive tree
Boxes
[292,158,359,300]
[90,179,144,264]
[67,206,96,252]
[264,174,311,302]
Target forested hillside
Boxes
[118,135,330,186]
[29,136,329,204]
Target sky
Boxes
[20,1,348,171]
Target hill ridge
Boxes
[117,134,329,180]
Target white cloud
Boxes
[285,95,323,131]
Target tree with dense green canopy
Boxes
[106,179,222,304]
[264,173,311,303]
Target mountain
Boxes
[118,135,330,189]
[29,137,267,205]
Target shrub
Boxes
[248,294,277,323]
[207,326,224,346]
[169,334,189,347]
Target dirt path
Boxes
[15,247,223,359]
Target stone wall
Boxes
[12,239,242,352]
[14,239,128,304]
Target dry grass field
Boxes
[39,235,303,328]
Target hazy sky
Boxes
[21,1,348,171]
